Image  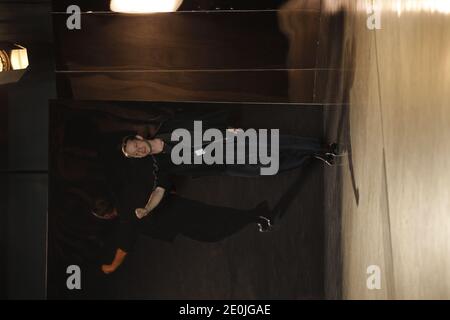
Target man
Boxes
[99,111,340,273]
[120,108,341,175]
[96,157,274,274]
[120,127,340,177]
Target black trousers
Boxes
[225,135,327,177]
[140,194,259,243]
[162,134,327,177]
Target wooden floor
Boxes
[47,102,327,299]
[109,105,326,299]
[323,0,450,299]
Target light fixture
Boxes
[10,46,29,70]
[0,42,29,85]
[110,0,184,13]
[0,43,29,72]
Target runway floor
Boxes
[95,105,327,300]
[323,0,450,299]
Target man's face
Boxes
[125,136,151,158]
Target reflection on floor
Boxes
[103,105,326,300]
[324,0,450,299]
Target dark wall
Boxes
[0,87,8,299]
[0,0,55,299]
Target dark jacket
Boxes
[151,109,231,177]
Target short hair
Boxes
[91,198,115,219]
[121,135,137,158]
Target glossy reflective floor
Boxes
[323,0,450,299]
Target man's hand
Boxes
[101,264,117,274]
[151,138,165,154]
[135,207,149,219]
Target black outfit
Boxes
[118,193,264,252]
[155,133,328,177]
[113,156,265,252]
[100,110,329,251]
[147,109,330,177]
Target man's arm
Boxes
[101,248,127,274]
[135,166,173,218]
[103,189,140,274]
[135,186,166,219]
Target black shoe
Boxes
[326,142,340,156]
[252,202,275,232]
[314,153,335,166]
[257,215,274,233]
